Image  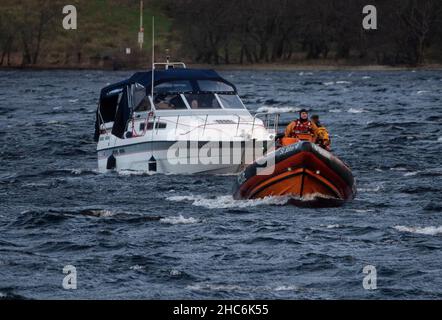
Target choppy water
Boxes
[0,69,441,299]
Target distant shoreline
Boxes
[1,63,442,72]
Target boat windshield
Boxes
[197,80,234,93]
[184,93,221,109]
[155,80,193,94]
[147,79,244,110]
[153,93,187,110]
[217,94,244,109]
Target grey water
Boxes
[0,69,441,299]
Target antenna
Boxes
[138,0,144,51]
[151,16,155,104]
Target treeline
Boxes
[162,0,442,66]
[1,0,442,68]
[0,0,163,68]
[0,0,64,66]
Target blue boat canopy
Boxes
[95,68,238,141]
[100,68,236,98]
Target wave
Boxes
[347,108,366,113]
[166,194,290,209]
[321,224,341,229]
[187,283,299,293]
[160,214,199,225]
[323,80,352,86]
[256,106,300,114]
[394,225,442,236]
[298,71,314,76]
[274,285,299,291]
[353,209,375,213]
[403,171,419,177]
[129,265,145,271]
[166,193,335,209]
[336,81,352,84]
[22,182,51,188]
[10,208,162,229]
[117,170,156,176]
[31,168,98,177]
[357,185,382,192]
[328,108,342,113]
[78,209,115,217]
[170,269,182,276]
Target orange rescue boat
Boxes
[233,136,356,206]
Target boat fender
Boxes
[106,154,116,170]
[148,156,157,172]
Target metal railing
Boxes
[252,112,281,135]
[121,110,292,139]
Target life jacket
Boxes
[315,126,331,147]
[288,120,314,136]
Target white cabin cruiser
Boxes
[94,62,274,174]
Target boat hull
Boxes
[96,138,265,174]
[233,141,356,206]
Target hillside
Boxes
[1,0,441,69]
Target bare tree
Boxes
[16,0,60,65]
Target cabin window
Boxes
[197,80,234,93]
[155,80,193,94]
[217,94,245,109]
[153,93,187,110]
[130,83,149,112]
[132,83,146,106]
[134,96,150,111]
[184,93,221,109]
[140,122,167,130]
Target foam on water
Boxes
[167,194,290,209]
[394,226,442,236]
[256,106,300,113]
[323,224,341,229]
[129,265,144,271]
[86,209,114,217]
[117,170,155,176]
[348,108,366,113]
[187,283,300,293]
[353,209,375,213]
[336,81,352,84]
[170,269,182,276]
[22,182,50,188]
[166,193,335,209]
[274,285,299,291]
[357,185,381,192]
[403,171,419,177]
[390,167,408,171]
[160,214,199,225]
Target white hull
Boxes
[97,141,245,174]
[97,112,274,174]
